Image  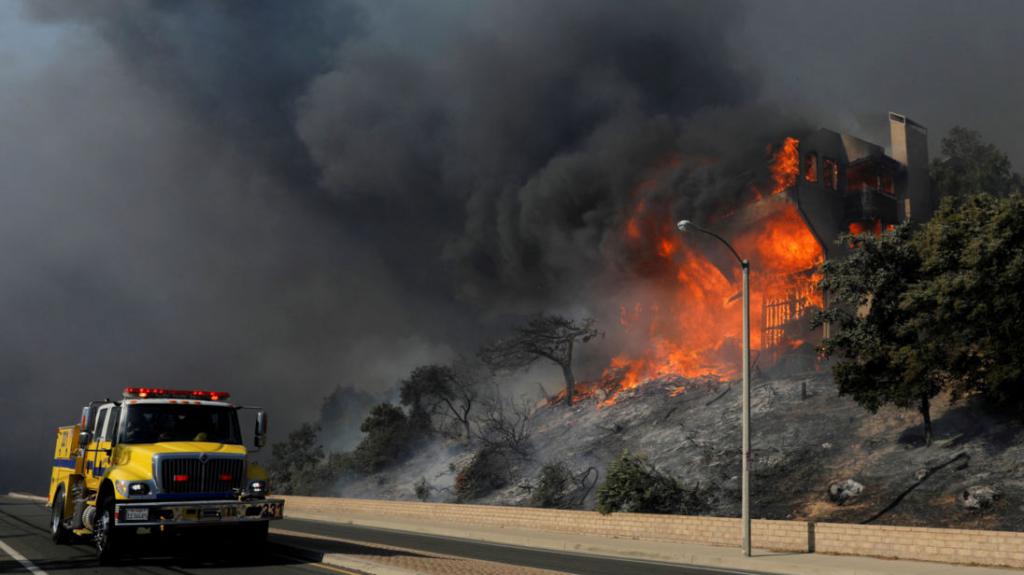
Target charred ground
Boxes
[331,372,1024,532]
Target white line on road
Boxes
[5,493,48,504]
[0,539,49,575]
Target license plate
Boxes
[125,508,149,521]
[262,502,283,518]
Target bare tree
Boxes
[479,314,599,406]
[473,387,534,457]
[440,358,484,441]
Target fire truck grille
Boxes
[158,457,245,494]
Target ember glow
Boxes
[593,138,823,406]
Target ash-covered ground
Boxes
[331,372,1024,531]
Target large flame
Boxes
[769,137,800,197]
[595,137,822,406]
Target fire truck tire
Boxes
[244,520,269,544]
[50,487,70,545]
[94,498,122,564]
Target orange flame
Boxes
[595,138,823,406]
[770,137,800,197]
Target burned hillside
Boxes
[332,371,1024,532]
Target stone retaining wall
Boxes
[281,496,1024,569]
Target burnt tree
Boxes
[479,314,599,406]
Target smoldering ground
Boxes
[2,0,1022,493]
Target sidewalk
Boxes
[280,507,1024,575]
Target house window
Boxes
[804,153,818,183]
[822,158,839,190]
[879,173,895,196]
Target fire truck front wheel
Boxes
[94,498,122,563]
[241,520,269,545]
[50,487,70,544]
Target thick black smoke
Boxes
[5,0,1020,494]
[3,0,786,493]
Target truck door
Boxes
[85,406,111,490]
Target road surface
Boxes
[0,495,765,575]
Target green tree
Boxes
[351,403,417,473]
[268,423,327,495]
[905,193,1024,410]
[931,127,1020,198]
[814,225,944,445]
[399,362,482,441]
[400,365,452,433]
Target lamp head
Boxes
[676,219,692,232]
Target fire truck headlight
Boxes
[115,480,152,497]
[129,482,151,495]
[248,480,267,494]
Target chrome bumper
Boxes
[114,498,284,527]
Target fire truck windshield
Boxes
[120,404,242,445]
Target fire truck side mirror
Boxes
[254,410,267,448]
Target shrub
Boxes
[530,462,572,508]
[531,462,598,509]
[414,477,432,501]
[596,451,705,515]
[454,446,514,502]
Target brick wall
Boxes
[281,496,1024,569]
[814,522,1024,568]
[282,496,809,552]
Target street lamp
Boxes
[677,219,752,558]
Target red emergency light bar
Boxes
[123,387,231,401]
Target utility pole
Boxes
[677,219,752,557]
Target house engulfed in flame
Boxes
[750,112,935,368]
[592,112,936,406]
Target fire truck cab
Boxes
[48,388,283,562]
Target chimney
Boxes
[889,112,932,222]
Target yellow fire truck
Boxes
[48,387,283,561]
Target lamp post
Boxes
[677,219,751,558]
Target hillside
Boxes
[330,372,1024,531]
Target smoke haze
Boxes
[1,0,1021,493]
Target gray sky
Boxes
[733,0,1024,165]
[0,1,1020,494]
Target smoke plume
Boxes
[3,0,1022,493]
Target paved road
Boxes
[0,495,348,574]
[271,519,769,575]
[1,495,763,575]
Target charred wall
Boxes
[793,112,933,256]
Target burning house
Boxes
[594,112,936,404]
[794,112,934,254]
[754,112,935,365]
